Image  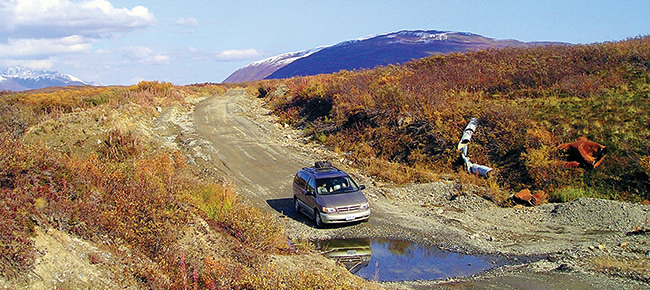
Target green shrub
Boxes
[553,187,591,203]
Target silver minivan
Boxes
[293,161,370,227]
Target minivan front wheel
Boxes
[315,211,324,228]
[293,197,300,214]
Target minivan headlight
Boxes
[321,207,337,213]
[360,202,369,210]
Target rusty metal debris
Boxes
[513,189,547,206]
[556,137,607,168]
[457,118,493,177]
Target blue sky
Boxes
[1,0,648,85]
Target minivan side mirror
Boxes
[306,189,315,196]
[359,185,366,190]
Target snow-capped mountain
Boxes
[222,48,323,83]
[223,30,552,83]
[0,67,93,92]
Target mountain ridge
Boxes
[0,66,93,92]
[223,30,560,83]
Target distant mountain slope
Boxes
[223,30,547,83]
[0,67,92,92]
[222,49,321,83]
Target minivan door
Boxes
[304,177,319,217]
[293,173,308,212]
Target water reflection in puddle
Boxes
[316,238,502,282]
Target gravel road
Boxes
[188,89,650,288]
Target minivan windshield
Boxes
[315,176,359,195]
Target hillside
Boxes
[0,83,372,288]
[256,36,650,203]
[223,30,550,83]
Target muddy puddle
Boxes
[316,238,510,282]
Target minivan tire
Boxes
[293,196,300,214]
[315,211,324,228]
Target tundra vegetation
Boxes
[256,36,650,205]
[0,82,369,288]
[2,36,648,288]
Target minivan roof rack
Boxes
[314,161,333,169]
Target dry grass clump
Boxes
[257,36,650,203]
[97,129,143,161]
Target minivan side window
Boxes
[299,171,310,182]
[307,177,316,192]
[294,175,306,189]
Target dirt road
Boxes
[194,88,415,238]
[194,88,300,205]
[191,89,650,288]
[193,89,481,244]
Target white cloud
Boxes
[0,58,54,70]
[0,36,92,57]
[176,17,199,27]
[0,0,155,39]
[214,49,263,61]
[126,46,172,65]
[0,0,155,63]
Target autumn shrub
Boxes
[17,87,113,114]
[0,82,302,287]
[124,81,184,107]
[0,137,36,278]
[0,189,35,279]
[219,203,287,253]
[5,84,204,132]
[0,135,62,277]
[640,156,650,176]
[0,100,37,138]
[185,83,227,97]
[0,140,191,281]
[96,129,144,161]
[256,84,269,98]
[190,183,238,219]
[521,145,586,196]
[187,181,287,253]
[261,36,650,202]
[0,132,278,286]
